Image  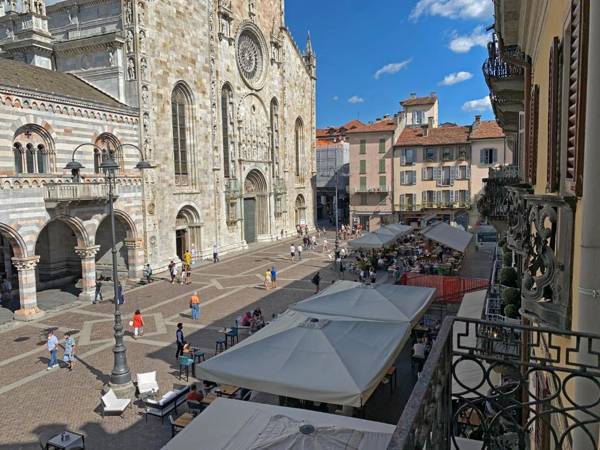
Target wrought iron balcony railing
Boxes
[477,165,521,221]
[388,316,600,450]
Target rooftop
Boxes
[317,119,365,138]
[400,94,437,107]
[346,118,397,134]
[0,59,130,110]
[395,124,470,146]
[470,119,505,139]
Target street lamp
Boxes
[65,143,152,397]
[322,167,340,260]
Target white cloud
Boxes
[410,0,493,21]
[449,25,490,53]
[373,59,412,80]
[348,96,365,104]
[332,96,339,101]
[439,71,473,86]
[462,96,492,112]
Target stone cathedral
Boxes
[0,0,316,321]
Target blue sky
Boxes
[285,0,495,128]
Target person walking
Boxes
[180,264,187,285]
[323,239,329,253]
[143,264,153,284]
[175,323,185,358]
[263,270,271,290]
[93,278,103,304]
[311,271,321,293]
[131,309,144,338]
[183,249,192,268]
[185,264,192,285]
[296,243,303,261]
[116,283,125,305]
[47,329,59,370]
[168,260,176,284]
[212,244,219,263]
[62,333,76,371]
[190,292,201,320]
[311,235,316,250]
[270,266,277,289]
[289,243,295,261]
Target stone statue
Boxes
[137,2,144,25]
[140,57,148,79]
[143,137,152,160]
[138,30,146,52]
[141,85,149,105]
[126,30,134,53]
[125,1,133,24]
[143,113,149,133]
[127,58,136,80]
[107,48,114,67]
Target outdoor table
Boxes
[46,431,85,450]
[200,393,217,406]
[218,328,233,349]
[216,384,240,397]
[171,412,194,437]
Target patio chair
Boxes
[187,399,204,416]
[178,356,194,381]
[225,327,239,346]
[101,389,131,418]
[136,371,159,398]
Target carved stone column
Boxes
[12,256,43,321]
[74,245,101,302]
[124,238,144,280]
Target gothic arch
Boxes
[237,94,269,162]
[175,204,202,261]
[221,83,234,177]
[93,132,123,174]
[0,222,28,258]
[295,194,307,226]
[40,215,91,248]
[243,169,269,243]
[171,81,195,186]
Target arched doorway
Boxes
[295,194,307,226]
[0,223,27,312]
[243,169,268,243]
[35,218,87,293]
[175,205,202,261]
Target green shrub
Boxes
[504,304,519,318]
[498,237,507,247]
[499,267,518,287]
[502,250,513,267]
[502,287,521,306]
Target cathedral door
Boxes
[244,198,257,243]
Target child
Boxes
[62,333,76,371]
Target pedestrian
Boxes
[117,283,125,305]
[340,261,345,279]
[62,332,75,371]
[185,264,192,285]
[311,271,321,293]
[263,270,271,290]
[369,268,376,284]
[47,329,59,370]
[290,243,295,261]
[296,243,303,260]
[213,244,219,263]
[311,235,316,250]
[93,278,103,304]
[183,249,192,268]
[190,291,200,320]
[144,264,153,284]
[175,323,185,358]
[323,239,329,253]
[180,264,187,285]
[270,266,277,288]
[1,275,12,307]
[169,260,176,283]
[131,309,144,338]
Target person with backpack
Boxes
[93,278,103,304]
[311,271,321,293]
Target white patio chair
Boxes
[101,389,131,418]
[137,371,159,397]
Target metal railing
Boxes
[352,185,390,194]
[389,316,600,450]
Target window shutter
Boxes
[450,166,457,185]
[547,36,562,193]
[422,167,427,180]
[450,190,455,205]
[434,167,441,186]
[527,84,540,185]
[564,0,589,196]
[492,148,498,164]
[480,149,485,164]
[411,171,416,184]
[401,150,406,165]
[412,193,417,206]
[422,191,427,205]
[466,166,471,179]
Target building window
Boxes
[440,190,452,206]
[480,148,497,165]
[457,165,469,179]
[379,175,386,189]
[359,160,366,174]
[422,166,434,181]
[412,110,424,125]
[25,144,35,173]
[171,83,193,185]
[401,148,415,165]
[359,139,366,154]
[221,84,233,178]
[442,147,454,161]
[440,166,451,186]
[424,147,437,162]
[378,159,385,173]
[401,170,416,185]
[295,117,304,177]
[458,146,470,160]
[378,138,385,153]
[13,144,23,173]
[456,189,469,205]
[13,125,54,175]
[359,176,366,189]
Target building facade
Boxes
[0,0,316,321]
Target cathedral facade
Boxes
[0,0,316,320]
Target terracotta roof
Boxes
[395,125,470,146]
[346,118,396,134]
[400,95,437,107]
[340,119,364,130]
[316,139,332,147]
[0,59,129,110]
[470,120,505,139]
[317,119,365,138]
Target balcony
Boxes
[390,316,600,449]
[352,185,390,194]
[44,182,111,208]
[477,165,521,230]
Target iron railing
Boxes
[389,316,600,450]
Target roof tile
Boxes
[469,120,505,139]
[395,125,470,146]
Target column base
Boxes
[105,380,136,399]
[78,291,95,303]
[13,306,45,322]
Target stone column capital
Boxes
[11,256,40,271]
[124,238,143,249]
[74,245,101,259]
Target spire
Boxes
[303,31,316,79]
[305,31,314,56]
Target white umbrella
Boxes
[292,280,436,325]
[195,311,411,407]
[162,398,396,450]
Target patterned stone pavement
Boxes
[1,234,418,450]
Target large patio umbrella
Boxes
[161,397,396,450]
[291,280,436,325]
[348,231,395,249]
[421,221,473,253]
[382,223,412,238]
[195,310,411,407]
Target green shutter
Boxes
[359,160,366,174]
[379,138,385,153]
[379,159,385,173]
[379,175,386,188]
[359,140,366,154]
[359,176,366,188]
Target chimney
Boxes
[475,115,481,124]
[422,125,429,137]
[410,92,417,99]
[428,116,434,129]
[430,91,437,97]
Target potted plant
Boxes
[499,267,519,288]
[502,287,521,307]
[503,303,519,318]
[502,249,513,267]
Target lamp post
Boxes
[66,143,152,397]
